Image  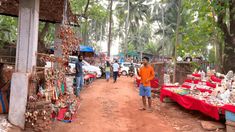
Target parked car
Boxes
[45,56,102,78]
[68,56,102,78]
[120,62,140,76]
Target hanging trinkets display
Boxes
[25,25,81,131]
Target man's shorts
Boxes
[139,84,151,97]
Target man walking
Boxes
[138,57,155,111]
[105,61,111,82]
[75,54,84,99]
[112,60,119,83]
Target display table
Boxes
[160,87,221,120]
[181,79,217,93]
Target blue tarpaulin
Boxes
[49,45,94,53]
[80,45,94,52]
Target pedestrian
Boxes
[105,61,111,82]
[112,60,119,83]
[128,63,135,77]
[137,57,155,112]
[75,54,84,99]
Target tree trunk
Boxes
[216,0,235,73]
[38,22,49,53]
[37,22,50,66]
[173,0,181,83]
[107,0,113,57]
[124,0,130,56]
[82,20,89,45]
[223,37,235,73]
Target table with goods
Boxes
[161,70,235,121]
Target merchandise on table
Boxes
[161,69,235,120]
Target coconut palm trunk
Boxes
[107,0,113,57]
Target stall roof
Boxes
[0,0,77,23]
[49,45,94,53]
[80,45,94,52]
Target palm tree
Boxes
[150,0,180,57]
[107,0,113,57]
[115,0,149,55]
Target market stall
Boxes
[75,45,95,58]
[24,26,81,131]
[160,70,235,121]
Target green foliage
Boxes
[88,4,108,22]
[70,0,108,45]
[0,15,18,47]
[70,0,88,14]
[115,0,150,53]
[144,41,159,55]
[177,0,223,63]
[41,23,55,46]
[128,43,135,51]
[0,15,55,48]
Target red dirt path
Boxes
[53,77,175,132]
[53,77,226,132]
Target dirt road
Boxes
[53,77,175,132]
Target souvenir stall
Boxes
[79,45,99,84]
[160,69,235,122]
[78,45,95,63]
[25,26,81,131]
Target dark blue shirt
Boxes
[75,61,83,77]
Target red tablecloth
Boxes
[196,88,212,93]
[222,105,235,113]
[162,85,179,88]
[84,74,96,80]
[160,88,221,120]
[211,75,222,83]
[192,73,201,77]
[181,82,213,93]
[185,79,200,84]
[206,81,216,88]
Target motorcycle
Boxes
[128,70,134,77]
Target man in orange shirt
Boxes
[138,57,155,111]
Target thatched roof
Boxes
[0,0,77,23]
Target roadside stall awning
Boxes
[80,45,94,52]
[127,51,139,57]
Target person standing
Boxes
[137,57,155,111]
[75,54,84,99]
[128,63,135,77]
[105,61,111,82]
[112,60,119,83]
